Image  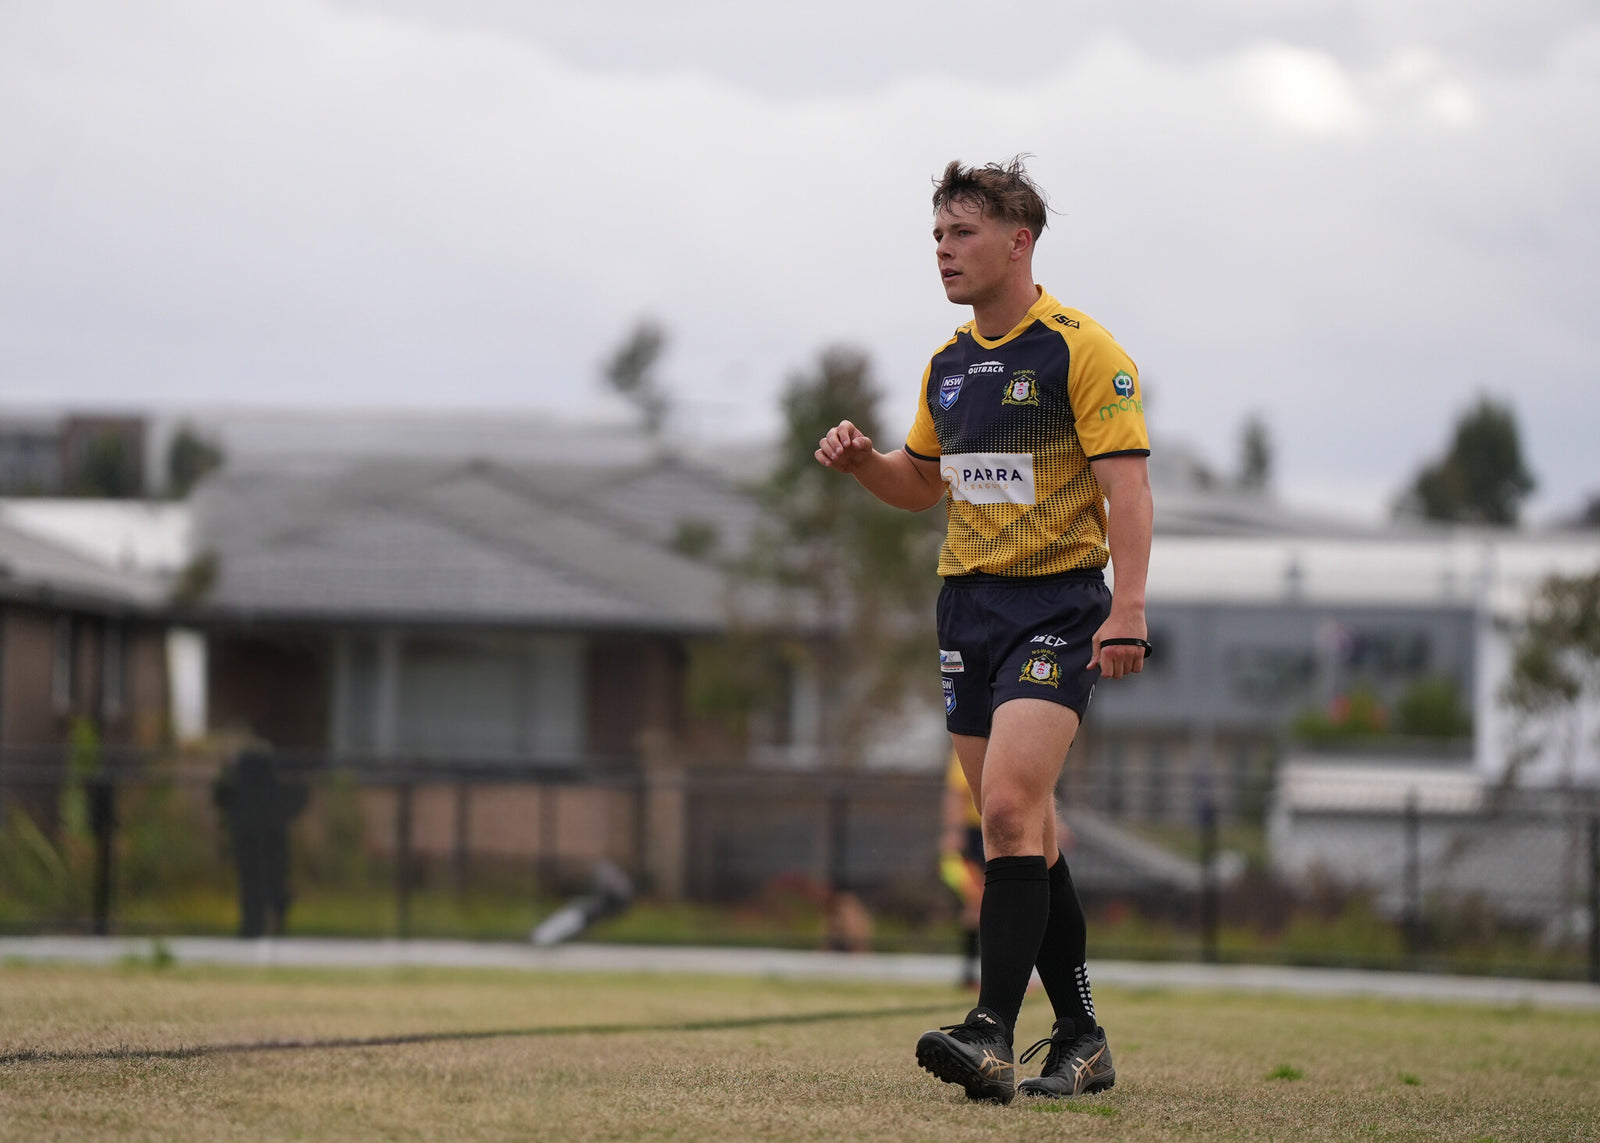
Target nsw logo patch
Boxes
[1020,649,1061,687]
[938,374,964,410]
[942,677,957,714]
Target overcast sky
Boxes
[2,1,1596,520]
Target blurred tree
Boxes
[602,320,670,435]
[74,432,141,498]
[1395,397,1535,525]
[1503,570,1600,782]
[166,424,224,497]
[1237,415,1272,492]
[711,348,942,768]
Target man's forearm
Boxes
[1105,484,1152,610]
[851,448,945,512]
[1092,456,1153,611]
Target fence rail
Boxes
[2,745,1598,981]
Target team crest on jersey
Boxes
[1020,649,1060,687]
[938,374,964,410]
[943,677,957,714]
[1002,370,1040,407]
[1112,370,1135,398]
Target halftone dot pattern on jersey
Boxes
[905,291,1149,578]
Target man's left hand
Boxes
[1089,609,1148,680]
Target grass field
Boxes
[2,961,1597,1142]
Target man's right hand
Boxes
[815,419,875,474]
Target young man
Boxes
[815,158,1153,1104]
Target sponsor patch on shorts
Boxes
[939,649,965,674]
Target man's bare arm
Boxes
[1088,454,1153,679]
[815,419,945,512]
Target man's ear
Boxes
[1009,227,1033,262]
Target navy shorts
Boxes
[936,569,1111,737]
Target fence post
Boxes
[451,777,470,900]
[394,781,413,939]
[539,780,560,893]
[1588,814,1599,986]
[1199,797,1218,964]
[1403,789,1422,961]
[825,787,849,895]
[89,773,116,937]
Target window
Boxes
[1226,645,1314,702]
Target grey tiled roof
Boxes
[189,456,776,632]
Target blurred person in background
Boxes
[816,157,1151,1104]
[940,747,985,988]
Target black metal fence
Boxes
[2,744,1598,981]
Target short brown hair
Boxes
[931,156,1048,241]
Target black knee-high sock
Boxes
[976,855,1050,1040]
[1035,852,1097,1038]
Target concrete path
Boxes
[3,935,1597,1013]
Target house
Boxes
[1067,529,1600,829]
[1267,755,1588,927]
[0,509,172,831]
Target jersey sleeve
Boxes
[903,363,940,460]
[1067,325,1150,460]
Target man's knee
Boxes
[982,788,1040,855]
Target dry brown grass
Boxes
[1,961,1597,1142]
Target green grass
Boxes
[1,963,1597,1141]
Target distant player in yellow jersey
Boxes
[816,158,1151,1104]
[940,749,984,988]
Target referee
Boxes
[815,157,1152,1104]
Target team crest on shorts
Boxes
[1020,649,1060,687]
[1002,370,1040,406]
[938,374,964,409]
[943,677,957,714]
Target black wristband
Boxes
[1100,637,1153,659]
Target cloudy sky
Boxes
[3,1,1596,520]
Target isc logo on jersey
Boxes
[940,453,1035,505]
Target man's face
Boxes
[933,199,1025,307]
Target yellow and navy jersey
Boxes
[904,287,1149,578]
[945,750,981,828]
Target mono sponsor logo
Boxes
[940,452,1035,505]
[967,360,1005,375]
[1098,396,1144,421]
[938,373,964,410]
[1112,370,1135,398]
[939,649,965,674]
